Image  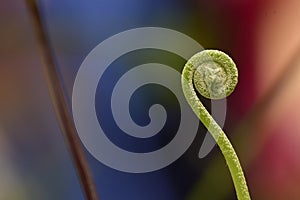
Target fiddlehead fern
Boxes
[182,50,251,200]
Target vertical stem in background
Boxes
[25,0,99,199]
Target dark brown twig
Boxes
[25,0,99,199]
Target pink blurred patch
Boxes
[249,112,300,199]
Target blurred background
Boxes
[1,0,300,199]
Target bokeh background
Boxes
[1,0,300,199]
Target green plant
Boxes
[182,50,251,200]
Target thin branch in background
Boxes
[25,0,99,199]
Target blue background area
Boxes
[42,0,203,199]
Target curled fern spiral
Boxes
[182,50,251,200]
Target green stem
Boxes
[182,50,251,200]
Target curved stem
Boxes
[182,64,251,200]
